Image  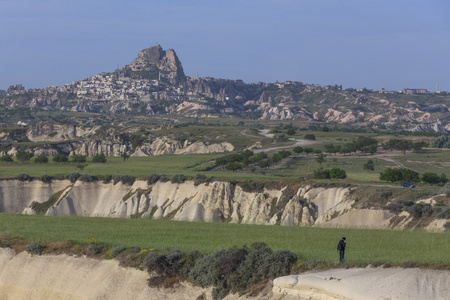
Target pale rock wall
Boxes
[0,248,213,300]
[0,180,71,213]
[0,179,402,229]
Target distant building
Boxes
[403,88,428,95]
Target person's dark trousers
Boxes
[339,250,345,262]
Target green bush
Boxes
[16,150,32,162]
[88,244,101,254]
[79,174,96,182]
[0,154,14,162]
[113,175,135,185]
[92,154,107,163]
[304,133,316,140]
[194,174,207,186]
[171,174,187,184]
[65,172,81,183]
[52,154,69,163]
[34,154,48,164]
[17,173,32,181]
[110,245,127,258]
[406,203,434,218]
[103,174,113,184]
[147,174,160,185]
[239,181,264,193]
[40,175,52,184]
[188,243,296,300]
[159,174,169,182]
[25,242,46,255]
[71,154,87,163]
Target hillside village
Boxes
[1,45,449,132]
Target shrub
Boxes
[17,173,32,181]
[40,174,52,184]
[88,244,101,254]
[65,172,81,183]
[444,222,450,230]
[103,174,113,184]
[16,150,32,162]
[303,133,316,140]
[159,174,169,182]
[34,154,48,164]
[0,154,13,162]
[436,208,450,219]
[71,154,87,163]
[92,154,107,163]
[52,153,68,162]
[189,243,296,300]
[25,242,46,255]
[171,174,187,184]
[79,174,96,182]
[406,203,433,218]
[147,173,160,185]
[113,175,135,185]
[194,174,207,186]
[110,245,127,258]
[239,181,264,193]
[421,172,442,185]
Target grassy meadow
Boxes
[1,214,449,266]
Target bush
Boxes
[194,174,207,186]
[52,153,68,162]
[79,174,96,182]
[71,154,87,163]
[25,242,46,255]
[88,244,101,254]
[103,174,113,184]
[303,133,316,140]
[406,203,434,218]
[159,174,169,182]
[92,154,107,163]
[239,181,264,193]
[110,245,127,258]
[113,175,135,185]
[147,173,160,185]
[16,150,32,162]
[436,208,450,219]
[0,154,14,162]
[34,154,48,164]
[17,173,32,181]
[65,172,81,183]
[171,174,187,184]
[40,174,52,184]
[189,243,296,300]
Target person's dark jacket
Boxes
[337,239,346,251]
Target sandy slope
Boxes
[1,248,449,300]
[273,268,450,300]
[0,248,212,300]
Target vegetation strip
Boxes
[0,214,448,266]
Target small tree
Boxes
[0,155,14,162]
[71,154,87,163]
[76,163,88,172]
[363,160,375,171]
[52,153,68,163]
[316,153,327,165]
[226,162,243,172]
[304,133,316,140]
[92,154,107,163]
[120,151,130,162]
[16,150,32,162]
[34,154,48,164]
[293,146,303,154]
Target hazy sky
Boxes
[1,0,449,92]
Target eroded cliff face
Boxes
[0,180,352,227]
[0,248,213,300]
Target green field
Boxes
[1,214,449,266]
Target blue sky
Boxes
[1,0,449,92]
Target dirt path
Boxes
[253,130,316,153]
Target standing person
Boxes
[337,237,346,263]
